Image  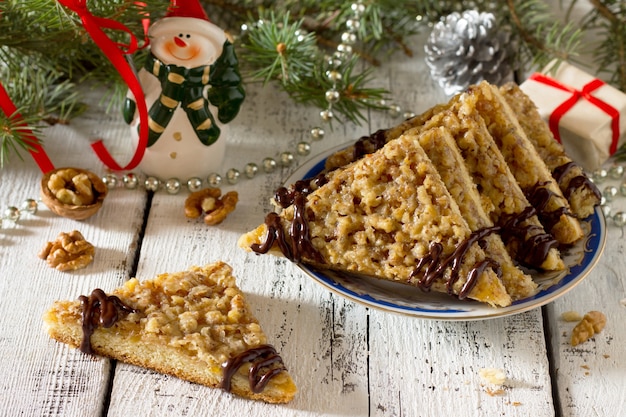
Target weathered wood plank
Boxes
[546,189,626,417]
[368,310,555,417]
[0,96,147,416]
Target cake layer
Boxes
[409,105,564,271]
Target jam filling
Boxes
[79,289,137,354]
[409,226,502,298]
[498,206,558,268]
[552,161,601,201]
[221,344,287,394]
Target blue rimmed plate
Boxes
[286,144,607,320]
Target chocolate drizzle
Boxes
[274,173,328,209]
[353,129,387,160]
[252,176,326,264]
[498,206,558,267]
[78,289,137,354]
[409,226,501,298]
[251,213,294,259]
[552,161,601,201]
[525,181,574,231]
[220,344,287,394]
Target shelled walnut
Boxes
[39,230,95,271]
[570,310,607,346]
[41,167,107,220]
[184,188,238,225]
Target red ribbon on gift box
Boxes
[529,73,621,155]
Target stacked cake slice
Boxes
[240,81,601,308]
[499,82,601,219]
[240,131,513,307]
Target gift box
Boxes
[520,61,626,171]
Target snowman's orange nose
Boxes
[174,37,187,47]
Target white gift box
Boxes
[520,61,626,171]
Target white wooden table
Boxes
[1,31,624,417]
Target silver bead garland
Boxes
[591,162,626,226]
[0,199,38,229]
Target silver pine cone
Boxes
[425,10,516,96]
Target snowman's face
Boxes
[149,17,226,68]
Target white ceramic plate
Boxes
[286,145,607,320]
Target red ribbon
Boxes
[0,82,55,173]
[529,73,621,155]
[58,0,150,171]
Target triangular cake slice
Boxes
[414,127,538,299]
[324,102,453,171]
[499,82,601,219]
[466,81,584,245]
[240,132,512,307]
[43,262,297,404]
[431,102,565,271]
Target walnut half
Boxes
[185,188,239,225]
[41,167,107,220]
[39,230,95,271]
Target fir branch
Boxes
[240,12,317,85]
[505,0,583,68]
[285,56,389,125]
[0,111,43,168]
[585,0,626,91]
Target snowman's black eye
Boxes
[186,34,191,38]
[178,33,183,38]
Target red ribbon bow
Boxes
[529,73,621,155]
[57,0,150,171]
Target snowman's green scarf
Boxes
[126,40,245,147]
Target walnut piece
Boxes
[561,310,583,322]
[184,188,239,225]
[41,167,108,220]
[47,168,100,206]
[571,310,607,346]
[39,230,95,271]
[479,368,506,386]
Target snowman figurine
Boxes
[123,0,245,182]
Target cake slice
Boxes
[43,262,297,404]
[412,107,564,271]
[499,82,601,219]
[240,132,512,307]
[466,81,584,245]
[414,127,538,299]
[324,102,453,172]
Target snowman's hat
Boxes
[149,0,225,45]
[165,0,210,22]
